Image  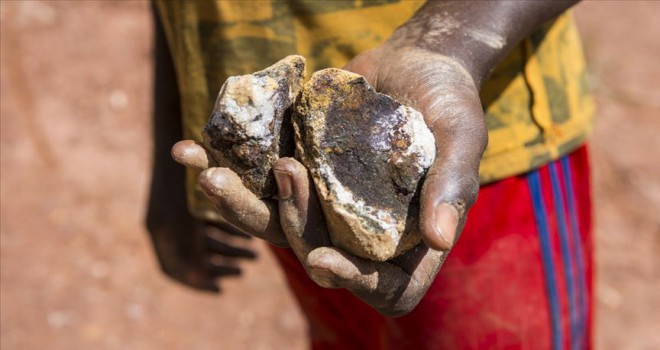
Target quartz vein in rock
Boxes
[294,68,436,261]
[203,55,306,198]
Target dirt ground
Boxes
[1,1,658,349]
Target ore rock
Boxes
[293,68,436,261]
[203,55,306,198]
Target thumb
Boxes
[419,122,486,250]
[419,165,473,251]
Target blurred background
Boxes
[1,1,658,349]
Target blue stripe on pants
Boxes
[527,170,563,350]
[550,161,580,349]
[561,156,589,349]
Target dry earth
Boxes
[1,1,658,349]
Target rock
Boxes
[293,68,436,261]
[203,55,306,198]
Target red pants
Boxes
[272,146,593,350]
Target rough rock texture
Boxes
[203,55,306,198]
[294,68,436,261]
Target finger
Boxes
[272,158,330,256]
[199,167,289,247]
[386,245,446,316]
[306,245,446,317]
[306,246,381,290]
[172,140,214,171]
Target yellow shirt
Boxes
[156,0,594,221]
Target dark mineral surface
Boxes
[203,55,306,198]
[293,68,436,261]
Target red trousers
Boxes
[272,146,593,350]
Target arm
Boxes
[359,0,578,89]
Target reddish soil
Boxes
[1,1,658,349]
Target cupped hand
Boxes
[171,44,487,313]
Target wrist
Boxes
[387,0,579,88]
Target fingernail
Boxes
[273,170,293,199]
[433,203,459,250]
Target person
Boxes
[149,1,595,348]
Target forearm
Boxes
[389,0,579,87]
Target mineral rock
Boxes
[294,68,436,261]
[203,55,306,198]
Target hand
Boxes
[171,48,487,313]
